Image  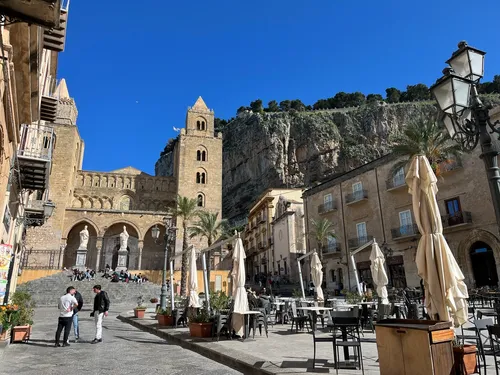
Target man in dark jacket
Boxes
[70,288,83,343]
[90,284,110,344]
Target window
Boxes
[196,149,207,161]
[327,236,337,252]
[323,193,333,211]
[330,269,336,282]
[197,150,201,161]
[356,222,367,240]
[357,262,373,289]
[196,172,206,184]
[196,120,201,130]
[393,167,405,187]
[445,197,461,215]
[201,121,206,130]
[399,210,412,234]
[197,194,204,207]
[387,256,407,288]
[352,182,362,193]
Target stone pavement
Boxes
[0,305,241,375]
[119,310,499,375]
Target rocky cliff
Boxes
[155,96,500,222]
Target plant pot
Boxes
[189,322,213,338]
[134,309,146,319]
[157,314,174,326]
[11,325,31,343]
[454,345,477,375]
[0,327,10,342]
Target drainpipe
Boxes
[374,167,387,243]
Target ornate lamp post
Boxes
[152,218,177,311]
[431,41,500,225]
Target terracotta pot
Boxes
[157,314,174,326]
[134,309,146,319]
[0,327,11,342]
[189,322,213,338]
[453,345,477,375]
[11,325,31,343]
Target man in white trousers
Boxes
[90,284,110,344]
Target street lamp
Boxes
[151,219,177,311]
[431,41,500,225]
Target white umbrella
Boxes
[231,235,248,336]
[311,251,324,301]
[188,247,200,308]
[369,241,389,304]
[406,155,468,327]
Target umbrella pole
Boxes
[169,260,175,312]
[202,252,210,312]
[298,259,306,300]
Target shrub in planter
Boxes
[10,291,35,343]
[188,304,213,338]
[134,296,147,319]
[156,308,173,326]
[453,344,477,375]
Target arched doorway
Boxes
[470,241,499,287]
[142,225,167,270]
[63,221,98,269]
[102,223,139,270]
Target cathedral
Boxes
[23,81,222,271]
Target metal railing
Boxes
[325,243,341,253]
[442,211,472,228]
[20,249,62,269]
[345,190,368,204]
[318,201,337,213]
[386,175,406,190]
[348,235,374,248]
[18,124,54,161]
[391,224,419,239]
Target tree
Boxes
[401,84,430,102]
[279,100,291,111]
[310,218,336,264]
[190,211,226,288]
[266,100,280,112]
[385,87,401,103]
[214,118,228,133]
[313,99,330,110]
[366,94,384,103]
[391,116,462,176]
[171,195,199,295]
[236,106,247,114]
[290,99,306,111]
[250,99,263,113]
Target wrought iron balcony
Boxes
[442,211,472,228]
[345,190,368,205]
[17,124,54,191]
[348,235,373,249]
[324,243,341,255]
[43,0,69,52]
[318,201,337,214]
[386,175,406,191]
[391,224,420,239]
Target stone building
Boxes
[22,91,223,272]
[302,109,500,292]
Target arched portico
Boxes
[63,221,99,269]
[457,229,500,288]
[102,223,140,270]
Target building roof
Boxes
[108,166,149,175]
[302,153,396,198]
[55,78,70,99]
[248,188,303,216]
[192,96,209,111]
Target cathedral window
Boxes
[201,121,206,130]
[197,194,204,207]
[202,150,206,161]
[197,120,201,130]
[197,150,201,161]
[196,172,206,184]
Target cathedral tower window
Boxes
[196,172,206,184]
[197,120,201,130]
[196,149,207,161]
[197,194,204,207]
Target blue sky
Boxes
[58,0,500,175]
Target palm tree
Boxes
[190,211,227,289]
[391,115,462,176]
[171,195,198,295]
[310,218,336,263]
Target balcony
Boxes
[439,159,463,174]
[43,1,69,52]
[386,175,406,191]
[345,190,368,205]
[17,124,54,191]
[318,201,337,214]
[248,246,256,254]
[324,243,342,256]
[259,215,266,223]
[391,224,420,240]
[442,211,472,228]
[40,77,58,122]
[348,235,373,249]
[0,0,62,28]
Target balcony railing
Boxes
[391,224,420,239]
[386,175,406,190]
[442,211,472,228]
[324,243,341,254]
[345,190,368,205]
[318,201,337,214]
[259,215,266,223]
[348,235,374,249]
[43,1,69,52]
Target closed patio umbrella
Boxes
[369,241,389,304]
[231,234,248,336]
[406,155,468,327]
[188,247,200,308]
[311,251,324,301]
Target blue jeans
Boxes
[73,313,79,338]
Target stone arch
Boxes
[63,218,100,239]
[142,224,169,270]
[196,116,207,131]
[196,167,207,184]
[78,174,84,187]
[72,197,83,208]
[82,196,92,209]
[457,228,500,286]
[119,195,132,210]
[63,221,99,268]
[109,176,116,188]
[196,145,208,162]
[105,219,142,240]
[102,197,112,209]
[101,176,108,187]
[148,201,157,211]
[84,175,92,187]
[197,192,205,207]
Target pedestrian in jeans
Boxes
[69,288,84,343]
[55,286,78,347]
[90,284,110,344]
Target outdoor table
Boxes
[239,311,261,341]
[298,306,333,330]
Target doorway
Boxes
[470,241,498,287]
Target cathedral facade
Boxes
[23,84,222,271]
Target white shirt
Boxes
[59,293,78,318]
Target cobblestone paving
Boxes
[0,306,241,375]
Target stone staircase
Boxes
[18,271,161,307]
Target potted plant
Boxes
[156,307,173,326]
[133,296,147,319]
[453,340,477,375]
[10,291,35,343]
[188,304,213,338]
[210,291,230,314]
[0,304,18,343]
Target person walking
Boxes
[70,288,84,343]
[90,284,110,344]
[55,286,78,347]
